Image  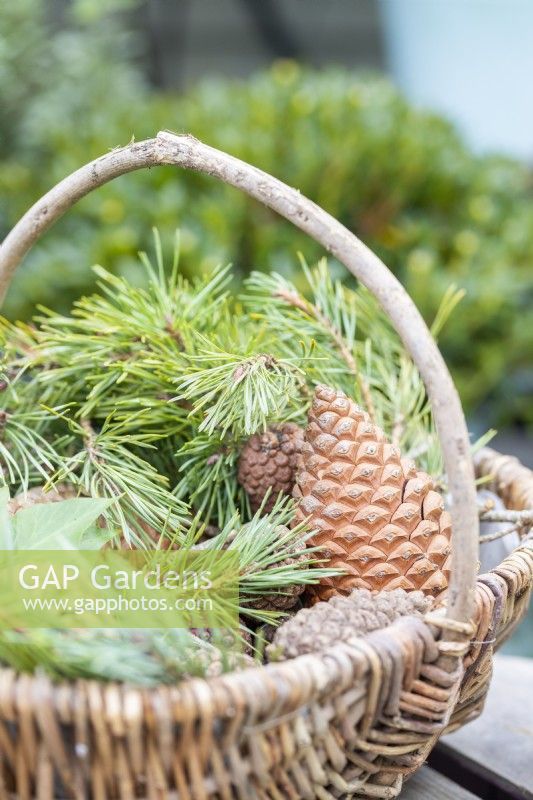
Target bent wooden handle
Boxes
[0,132,479,624]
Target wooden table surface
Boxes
[428,654,533,799]
[401,765,481,799]
[398,655,533,798]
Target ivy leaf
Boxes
[12,497,116,550]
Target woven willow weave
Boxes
[0,448,531,799]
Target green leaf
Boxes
[78,522,118,550]
[12,497,115,550]
[0,487,15,550]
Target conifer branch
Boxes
[273,283,377,423]
[176,345,305,438]
[478,525,523,543]
[0,628,249,686]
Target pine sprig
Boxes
[0,234,240,532]
[0,407,60,488]
[192,495,340,624]
[0,628,248,686]
[0,366,64,491]
[243,260,373,410]
[174,433,244,527]
[47,414,189,547]
[176,342,305,438]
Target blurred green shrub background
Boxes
[1,0,532,427]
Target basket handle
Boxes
[0,132,479,625]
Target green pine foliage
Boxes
[1,232,468,537]
[193,497,336,621]
[0,235,493,684]
[0,628,248,687]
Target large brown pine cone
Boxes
[294,385,452,601]
[238,423,304,513]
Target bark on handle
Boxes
[0,132,479,624]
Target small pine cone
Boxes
[8,483,78,515]
[267,587,433,660]
[242,527,308,612]
[238,423,304,513]
[246,583,303,612]
[294,385,452,601]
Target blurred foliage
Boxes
[0,2,531,426]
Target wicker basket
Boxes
[0,133,531,800]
